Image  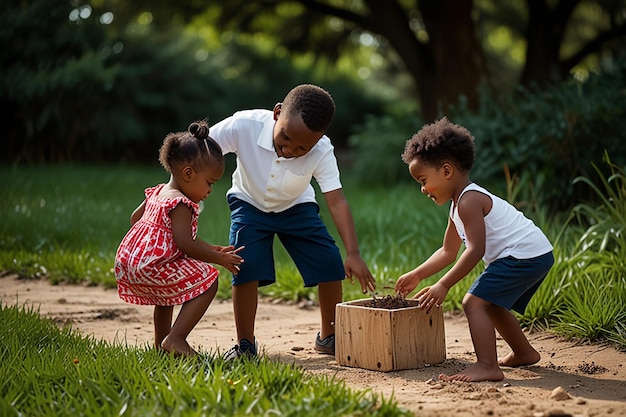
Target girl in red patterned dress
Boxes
[115,121,244,356]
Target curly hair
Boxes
[158,120,224,173]
[281,84,335,133]
[401,117,475,173]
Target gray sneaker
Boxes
[223,338,258,360]
[314,332,335,355]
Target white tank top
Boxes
[450,183,553,266]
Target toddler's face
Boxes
[184,162,225,203]
[408,158,451,206]
[272,105,321,159]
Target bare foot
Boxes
[161,336,198,357]
[439,363,505,382]
[498,349,540,367]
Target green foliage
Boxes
[1,0,114,162]
[1,0,388,164]
[350,62,626,214]
[520,156,626,348]
[0,303,410,416]
[452,63,626,213]
[570,153,626,251]
[553,271,626,341]
[550,154,626,345]
[348,111,423,185]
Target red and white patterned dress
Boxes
[115,184,219,306]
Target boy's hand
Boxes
[344,255,376,294]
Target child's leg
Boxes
[440,294,504,382]
[232,280,259,343]
[318,281,342,338]
[488,305,540,367]
[154,305,174,350]
[162,283,218,356]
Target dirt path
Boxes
[2,275,625,417]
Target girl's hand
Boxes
[394,272,420,297]
[415,282,448,312]
[219,246,245,274]
[215,245,236,253]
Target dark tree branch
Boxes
[294,0,375,30]
[561,23,626,73]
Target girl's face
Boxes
[272,104,321,159]
[182,162,225,203]
[408,158,453,206]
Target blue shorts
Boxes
[468,252,554,314]
[227,196,345,287]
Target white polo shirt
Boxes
[209,109,342,213]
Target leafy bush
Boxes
[1,0,388,164]
[520,155,626,349]
[347,110,423,185]
[349,62,626,214]
[456,64,626,213]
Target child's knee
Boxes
[462,293,490,312]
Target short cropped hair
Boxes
[281,84,336,133]
[402,117,475,173]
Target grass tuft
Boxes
[0,302,410,416]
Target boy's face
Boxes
[408,158,453,206]
[272,103,322,159]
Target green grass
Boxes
[0,164,448,300]
[1,163,625,351]
[0,302,410,416]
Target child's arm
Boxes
[415,191,488,310]
[323,189,376,294]
[395,219,461,296]
[169,204,244,274]
[130,200,146,226]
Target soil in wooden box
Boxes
[335,298,446,372]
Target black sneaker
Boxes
[223,338,257,360]
[314,332,335,355]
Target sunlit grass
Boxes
[0,165,449,301]
[1,164,625,350]
[0,302,410,416]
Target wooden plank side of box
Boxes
[335,303,395,371]
[336,299,446,372]
[391,306,446,369]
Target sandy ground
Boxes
[2,275,625,417]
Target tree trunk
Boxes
[520,0,578,86]
[417,0,484,121]
[359,0,485,122]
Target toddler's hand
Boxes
[416,282,448,312]
[394,272,420,298]
[221,246,245,274]
[217,245,243,253]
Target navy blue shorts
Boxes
[227,196,345,287]
[468,252,554,314]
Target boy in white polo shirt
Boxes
[209,84,376,359]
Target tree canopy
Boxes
[108,0,626,120]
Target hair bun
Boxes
[189,121,209,139]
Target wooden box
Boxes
[335,298,446,372]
